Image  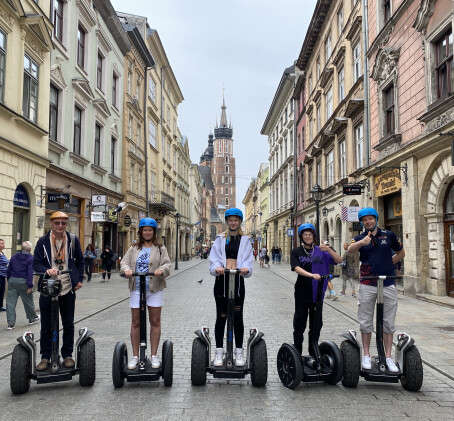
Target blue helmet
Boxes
[225,208,243,222]
[357,207,378,231]
[139,217,158,228]
[298,223,316,237]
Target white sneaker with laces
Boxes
[235,348,245,367]
[213,348,224,366]
[151,355,161,369]
[128,356,139,369]
[362,355,372,370]
[386,358,399,373]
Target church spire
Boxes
[220,94,228,128]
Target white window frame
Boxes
[325,85,333,120]
[148,120,157,148]
[355,123,364,169]
[353,40,362,82]
[338,66,345,102]
[326,149,334,186]
[339,139,346,179]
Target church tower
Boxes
[213,96,236,211]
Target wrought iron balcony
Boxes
[149,190,176,215]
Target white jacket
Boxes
[209,233,253,278]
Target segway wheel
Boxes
[276,343,303,389]
[319,341,343,385]
[162,340,173,387]
[79,337,96,387]
[250,338,268,387]
[112,341,127,388]
[191,338,208,386]
[10,344,31,395]
[400,346,423,392]
[340,340,360,388]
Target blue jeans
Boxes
[39,291,76,359]
[277,254,282,263]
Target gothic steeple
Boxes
[214,93,233,140]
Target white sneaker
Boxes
[128,356,139,369]
[362,355,372,370]
[386,358,399,373]
[151,355,161,369]
[213,348,224,366]
[235,348,245,367]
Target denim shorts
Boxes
[129,290,164,308]
[357,284,398,334]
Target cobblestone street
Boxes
[1,260,454,420]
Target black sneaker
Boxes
[7,324,15,330]
[29,315,40,324]
[0,307,6,312]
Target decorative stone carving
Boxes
[378,143,400,160]
[25,36,45,61]
[379,26,394,48]
[95,112,105,125]
[371,47,400,83]
[430,110,453,132]
[413,0,436,33]
[50,57,68,92]
[111,119,119,137]
[74,90,88,108]
[0,6,14,29]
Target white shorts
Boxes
[129,290,164,308]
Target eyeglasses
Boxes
[53,221,67,226]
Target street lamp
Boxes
[174,212,181,270]
[311,184,323,245]
[263,222,269,248]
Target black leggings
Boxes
[293,301,323,356]
[214,274,245,348]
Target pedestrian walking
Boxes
[290,224,342,356]
[209,208,253,367]
[5,241,39,329]
[277,247,282,264]
[120,217,171,370]
[100,246,114,282]
[348,207,405,372]
[340,242,358,297]
[84,244,96,283]
[0,238,8,312]
[33,211,84,371]
[271,246,277,264]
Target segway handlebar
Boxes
[120,271,155,277]
[34,270,72,277]
[320,274,339,279]
[360,275,402,280]
[223,269,249,275]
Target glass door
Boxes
[445,222,454,297]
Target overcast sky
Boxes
[111,0,317,211]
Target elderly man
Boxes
[5,241,39,329]
[33,211,84,371]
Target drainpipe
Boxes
[362,0,370,167]
[144,67,151,217]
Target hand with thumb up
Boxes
[362,231,373,246]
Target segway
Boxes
[340,275,423,391]
[277,275,343,389]
[10,270,95,394]
[191,269,267,387]
[112,271,173,388]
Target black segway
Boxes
[112,271,173,388]
[10,270,95,394]
[341,275,423,391]
[191,269,267,387]
[277,275,343,389]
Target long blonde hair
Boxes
[223,226,244,244]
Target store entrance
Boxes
[384,193,403,277]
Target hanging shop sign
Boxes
[91,212,105,222]
[124,215,132,227]
[374,169,401,197]
[343,185,362,195]
[13,185,30,208]
[91,194,106,206]
[47,193,70,204]
[108,208,118,223]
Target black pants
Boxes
[293,300,323,357]
[84,258,94,280]
[214,274,245,348]
[0,275,5,307]
[39,291,76,359]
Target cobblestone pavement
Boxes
[1,259,454,420]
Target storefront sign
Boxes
[13,185,30,208]
[124,215,131,227]
[47,193,70,204]
[91,212,105,222]
[343,185,362,195]
[108,208,118,223]
[374,169,401,197]
[347,207,361,221]
[91,194,106,206]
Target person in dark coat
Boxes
[84,244,96,283]
[100,246,114,282]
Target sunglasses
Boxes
[53,221,67,226]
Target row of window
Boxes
[270,131,293,176]
[270,101,294,145]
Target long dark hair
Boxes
[136,226,161,250]
[86,244,95,252]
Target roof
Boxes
[198,165,214,190]
[210,207,223,223]
[122,23,155,68]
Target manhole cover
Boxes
[437,326,454,332]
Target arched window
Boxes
[225,155,229,163]
[225,166,229,173]
[225,187,228,194]
[226,197,229,206]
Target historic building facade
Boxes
[0,0,53,255]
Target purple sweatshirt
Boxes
[6,252,34,288]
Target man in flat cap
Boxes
[33,211,84,371]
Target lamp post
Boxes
[174,212,181,270]
[311,184,323,246]
[263,222,269,248]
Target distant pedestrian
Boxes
[0,238,8,312]
[253,249,258,261]
[340,242,358,297]
[5,241,39,329]
[271,246,277,264]
[100,246,114,282]
[277,247,282,264]
[84,244,96,283]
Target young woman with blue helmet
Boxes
[209,208,253,367]
[120,217,171,371]
[290,223,342,356]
